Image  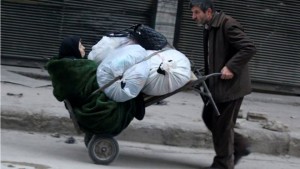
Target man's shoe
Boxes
[234,148,251,165]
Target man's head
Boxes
[190,0,215,26]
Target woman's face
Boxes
[79,41,85,57]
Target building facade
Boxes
[2,0,299,95]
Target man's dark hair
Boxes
[189,0,215,12]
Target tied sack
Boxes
[96,44,148,102]
[103,61,149,102]
[129,24,168,50]
[88,36,135,65]
[142,49,191,96]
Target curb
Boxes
[2,107,300,157]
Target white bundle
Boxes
[142,49,191,96]
[96,44,148,102]
[102,61,149,102]
[88,36,135,64]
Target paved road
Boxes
[1,65,300,159]
[1,129,300,169]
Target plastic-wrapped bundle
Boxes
[88,36,135,65]
[101,61,149,102]
[142,49,191,96]
[96,44,148,102]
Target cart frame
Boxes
[64,70,221,165]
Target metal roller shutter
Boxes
[1,1,63,68]
[175,0,300,95]
[1,0,157,68]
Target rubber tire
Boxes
[88,135,119,165]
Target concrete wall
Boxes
[155,0,178,45]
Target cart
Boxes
[64,69,221,165]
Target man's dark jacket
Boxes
[204,11,256,102]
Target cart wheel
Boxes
[88,135,119,165]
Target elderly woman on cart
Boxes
[46,35,145,137]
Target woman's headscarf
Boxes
[58,35,82,59]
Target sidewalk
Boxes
[1,65,300,157]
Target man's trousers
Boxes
[202,97,249,169]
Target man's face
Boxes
[191,6,210,27]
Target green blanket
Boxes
[46,58,136,135]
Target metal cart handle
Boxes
[194,72,222,116]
